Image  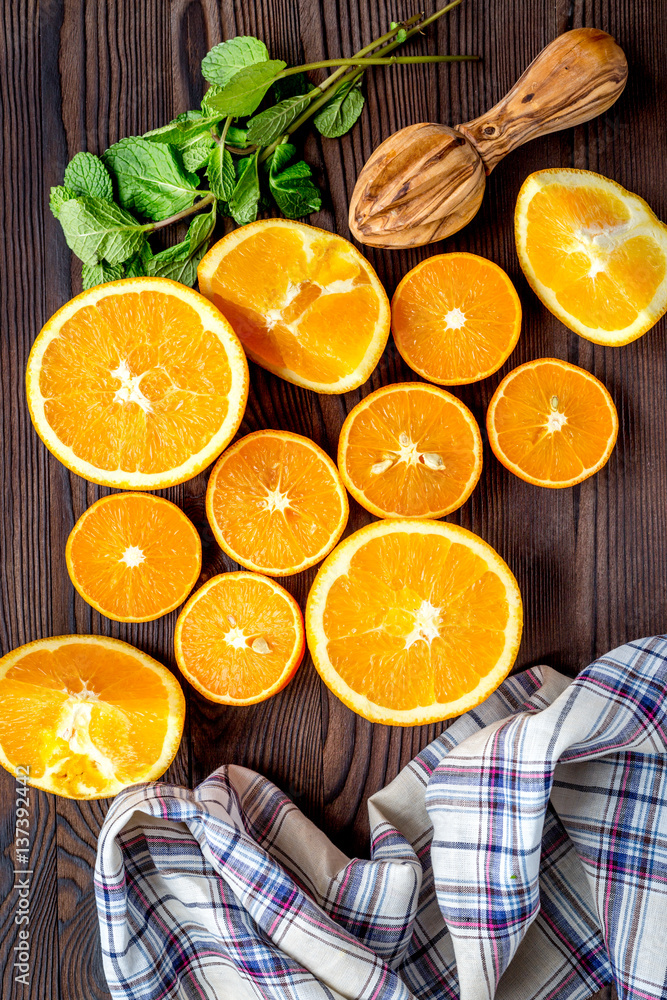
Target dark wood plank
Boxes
[1,0,665,996]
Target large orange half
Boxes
[206,429,349,576]
[337,382,483,518]
[306,520,522,726]
[26,277,248,489]
[0,635,184,798]
[198,219,390,393]
[391,253,522,384]
[66,493,202,622]
[174,572,304,705]
[486,358,618,488]
[515,168,667,345]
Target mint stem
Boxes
[148,192,215,231]
[280,54,477,76]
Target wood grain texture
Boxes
[1,1,665,997]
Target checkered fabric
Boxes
[95,636,667,1000]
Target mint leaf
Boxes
[56,196,146,266]
[50,186,76,216]
[246,94,311,145]
[229,151,260,225]
[181,133,217,172]
[314,77,365,138]
[145,207,216,286]
[81,261,123,289]
[143,112,217,171]
[201,36,269,88]
[226,126,249,148]
[206,61,286,118]
[187,207,217,254]
[268,144,321,219]
[206,143,235,201]
[143,110,218,146]
[103,137,200,221]
[201,85,223,114]
[64,152,114,200]
[124,249,150,278]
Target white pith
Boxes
[110,360,153,414]
[121,545,145,568]
[444,306,466,330]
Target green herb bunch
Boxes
[50,0,475,290]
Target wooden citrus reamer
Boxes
[348,28,628,248]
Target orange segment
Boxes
[391,253,522,385]
[306,520,522,726]
[174,572,304,705]
[206,430,348,576]
[0,635,184,798]
[66,493,202,622]
[486,358,618,488]
[337,382,483,518]
[26,277,248,489]
[197,219,390,393]
[515,168,667,345]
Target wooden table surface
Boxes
[1,0,661,996]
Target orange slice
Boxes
[306,519,522,726]
[65,493,202,622]
[198,219,390,393]
[486,358,618,488]
[206,429,348,576]
[391,253,522,384]
[26,277,248,489]
[0,635,184,798]
[338,382,482,518]
[515,168,667,345]
[174,572,304,705]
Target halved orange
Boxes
[66,493,202,622]
[206,429,348,576]
[198,219,390,393]
[337,382,482,518]
[486,358,618,488]
[306,520,522,726]
[391,253,522,385]
[0,635,184,798]
[515,168,667,345]
[26,277,248,489]
[174,572,304,704]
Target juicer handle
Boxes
[456,28,627,173]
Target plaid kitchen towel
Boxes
[95,635,667,1000]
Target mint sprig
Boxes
[50,1,476,289]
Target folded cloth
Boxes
[95,636,667,1000]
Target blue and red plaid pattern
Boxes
[95,636,667,1000]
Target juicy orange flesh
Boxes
[210,437,344,570]
[40,291,233,473]
[322,533,510,711]
[178,577,299,700]
[525,185,666,331]
[69,495,201,619]
[0,644,172,794]
[492,364,615,482]
[343,389,479,516]
[392,256,520,381]
[206,227,381,384]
